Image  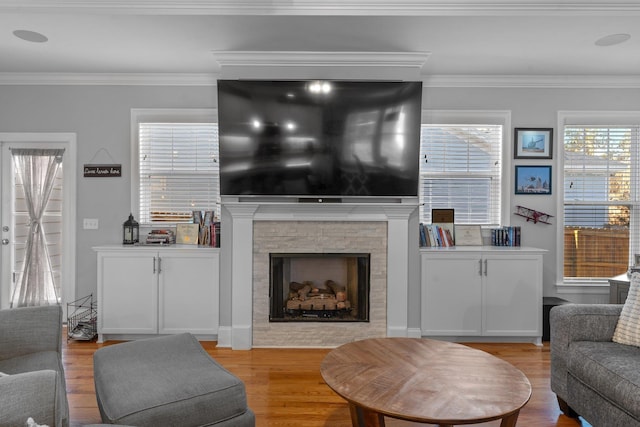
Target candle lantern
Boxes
[123,213,139,245]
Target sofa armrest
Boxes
[0,370,59,427]
[0,306,62,361]
[551,303,622,345]
[549,303,622,400]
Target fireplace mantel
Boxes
[218,198,420,349]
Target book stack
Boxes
[490,226,521,246]
[145,229,176,245]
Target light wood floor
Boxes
[63,337,592,427]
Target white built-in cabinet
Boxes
[420,246,545,344]
[94,245,219,343]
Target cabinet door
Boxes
[98,252,158,334]
[158,250,219,335]
[482,254,542,336]
[421,253,482,335]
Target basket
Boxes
[67,294,97,341]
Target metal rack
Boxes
[67,294,97,341]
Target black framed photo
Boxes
[515,165,552,195]
[514,128,553,159]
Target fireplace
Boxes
[220,204,417,349]
[269,253,370,322]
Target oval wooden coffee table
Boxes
[320,337,531,427]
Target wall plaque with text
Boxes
[84,164,122,178]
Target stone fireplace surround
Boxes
[217,197,420,349]
[254,222,383,346]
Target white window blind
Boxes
[563,125,640,280]
[419,125,502,225]
[138,122,219,225]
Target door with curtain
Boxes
[0,136,74,310]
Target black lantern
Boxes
[123,213,139,245]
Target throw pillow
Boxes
[613,273,640,346]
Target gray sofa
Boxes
[0,305,69,427]
[550,303,640,427]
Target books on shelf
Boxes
[419,222,522,247]
[490,226,521,247]
[419,223,454,247]
[419,209,456,247]
[190,210,220,247]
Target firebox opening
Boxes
[269,253,370,322]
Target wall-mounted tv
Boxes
[217,80,423,198]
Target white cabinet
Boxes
[421,246,545,343]
[95,245,219,342]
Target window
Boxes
[419,119,504,225]
[132,109,219,225]
[563,122,640,281]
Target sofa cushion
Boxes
[0,351,62,375]
[0,370,59,427]
[613,273,640,347]
[0,350,69,427]
[94,333,252,427]
[568,340,640,419]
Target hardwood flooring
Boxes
[63,337,592,427]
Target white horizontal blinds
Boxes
[563,125,640,279]
[420,125,502,225]
[139,123,219,225]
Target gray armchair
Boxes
[0,305,69,427]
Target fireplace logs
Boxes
[269,252,370,322]
[286,280,351,312]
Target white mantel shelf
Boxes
[224,200,419,222]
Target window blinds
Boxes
[563,125,640,279]
[138,123,219,224]
[419,125,502,225]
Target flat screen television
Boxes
[217,80,423,198]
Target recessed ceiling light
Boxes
[13,29,48,43]
[595,33,631,47]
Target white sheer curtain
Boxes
[10,148,64,307]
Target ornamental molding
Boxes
[1,71,639,89]
[212,51,431,69]
[0,1,638,16]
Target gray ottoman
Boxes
[93,333,255,426]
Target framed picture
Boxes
[454,225,483,246]
[514,128,553,159]
[176,223,200,245]
[515,165,552,195]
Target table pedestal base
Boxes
[348,403,521,427]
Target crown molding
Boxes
[0,73,217,86]
[212,51,431,69]
[0,0,639,16]
[424,74,640,88]
[1,72,639,89]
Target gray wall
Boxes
[0,85,216,304]
[0,84,637,326]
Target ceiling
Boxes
[1,1,639,86]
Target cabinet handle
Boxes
[484,259,488,276]
[158,257,162,274]
[478,259,483,276]
[153,256,156,274]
